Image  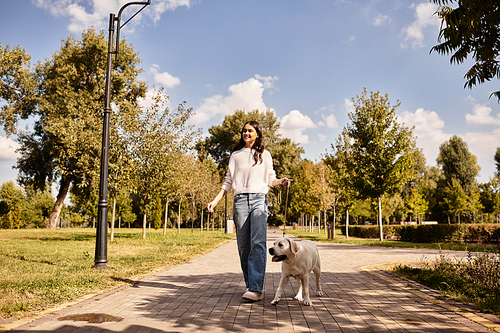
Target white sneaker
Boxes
[242,291,262,301]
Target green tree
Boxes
[296,160,321,222]
[324,147,357,236]
[69,180,98,226]
[334,88,417,240]
[403,150,436,222]
[494,147,500,176]
[430,0,500,100]
[0,30,147,229]
[189,157,221,232]
[466,185,484,223]
[437,135,479,194]
[443,178,468,223]
[127,90,199,238]
[20,187,55,228]
[349,198,372,225]
[406,188,429,224]
[382,193,406,224]
[480,175,500,223]
[419,165,445,221]
[0,181,24,229]
[116,188,136,228]
[321,157,343,237]
[0,44,36,131]
[490,176,500,223]
[302,160,336,233]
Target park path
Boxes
[3,228,500,332]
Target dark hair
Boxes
[233,120,265,165]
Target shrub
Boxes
[340,223,500,244]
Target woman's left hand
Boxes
[281,178,291,187]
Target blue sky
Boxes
[1,0,500,188]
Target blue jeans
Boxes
[233,193,268,293]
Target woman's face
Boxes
[242,123,258,148]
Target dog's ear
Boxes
[288,238,299,254]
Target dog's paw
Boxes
[303,299,313,306]
[293,294,303,301]
[271,298,280,305]
[316,290,324,297]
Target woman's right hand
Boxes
[207,201,217,213]
[208,189,226,213]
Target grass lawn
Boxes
[0,228,234,320]
[285,229,498,252]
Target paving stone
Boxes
[4,228,500,332]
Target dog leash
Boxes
[281,179,292,236]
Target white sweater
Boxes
[222,148,277,195]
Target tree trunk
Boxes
[111,193,116,242]
[323,209,327,235]
[378,197,383,241]
[200,207,204,233]
[178,199,181,235]
[142,212,147,239]
[318,211,321,234]
[163,200,169,236]
[346,208,349,239]
[333,206,336,238]
[191,198,195,233]
[47,175,73,229]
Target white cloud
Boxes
[321,114,338,129]
[462,96,500,179]
[399,105,500,181]
[463,129,500,162]
[344,98,355,113]
[192,75,274,124]
[151,0,190,23]
[33,0,190,32]
[0,136,20,161]
[465,96,500,125]
[398,108,450,164]
[373,14,390,26]
[149,64,181,88]
[280,110,317,144]
[401,2,439,49]
[462,129,500,180]
[318,134,327,142]
[254,74,279,89]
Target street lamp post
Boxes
[94,1,151,269]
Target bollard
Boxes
[225,219,234,234]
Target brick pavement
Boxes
[3,228,500,332]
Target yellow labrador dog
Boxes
[269,237,324,306]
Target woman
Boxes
[208,121,290,302]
